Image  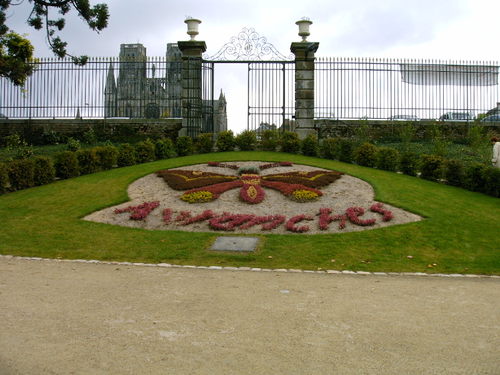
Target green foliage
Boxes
[376,147,400,172]
[94,145,118,170]
[216,130,235,152]
[399,151,419,176]
[135,139,156,163]
[419,154,445,181]
[7,158,35,190]
[301,134,319,157]
[117,144,137,167]
[354,142,378,167]
[353,120,372,144]
[235,130,257,151]
[481,166,500,198]
[260,130,280,151]
[66,137,81,152]
[175,136,194,156]
[429,125,450,157]
[0,32,35,86]
[463,163,488,193]
[195,133,214,154]
[54,151,79,179]
[76,148,98,175]
[320,137,341,160]
[280,131,301,153]
[155,138,176,159]
[338,139,355,163]
[398,122,416,152]
[443,159,465,187]
[33,156,55,186]
[0,162,8,194]
[82,127,97,144]
[42,130,62,145]
[3,133,34,160]
[466,124,488,158]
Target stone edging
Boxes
[1,254,499,279]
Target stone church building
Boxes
[104,43,227,133]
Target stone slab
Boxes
[210,237,259,252]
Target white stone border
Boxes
[1,254,498,279]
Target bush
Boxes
[54,151,80,179]
[7,158,35,190]
[33,156,55,186]
[481,166,500,197]
[400,151,419,176]
[354,143,378,167]
[280,131,300,153]
[320,138,341,160]
[155,138,176,159]
[301,134,319,157]
[76,149,99,175]
[419,154,445,181]
[260,130,280,151]
[398,122,416,152]
[235,130,257,151]
[0,163,9,194]
[135,139,156,163]
[376,147,400,172]
[117,144,137,167]
[338,138,355,163]
[42,130,62,145]
[463,163,488,193]
[94,145,118,170]
[66,137,81,152]
[216,130,235,152]
[443,159,465,187]
[175,136,194,156]
[195,133,214,154]
[82,127,97,144]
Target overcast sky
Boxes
[4,0,500,131]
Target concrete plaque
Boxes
[210,237,259,252]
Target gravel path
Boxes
[0,257,499,375]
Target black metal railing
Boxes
[315,57,500,121]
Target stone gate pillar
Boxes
[290,41,319,140]
[177,40,206,138]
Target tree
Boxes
[0,0,109,85]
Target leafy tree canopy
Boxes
[0,0,109,85]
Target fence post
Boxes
[177,40,207,138]
[290,41,319,139]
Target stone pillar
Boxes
[290,42,319,139]
[177,41,207,138]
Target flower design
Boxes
[156,162,343,204]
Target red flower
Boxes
[370,203,394,221]
[114,201,159,221]
[345,207,376,226]
[285,214,314,233]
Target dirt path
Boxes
[0,257,499,375]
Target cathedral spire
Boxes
[105,63,116,94]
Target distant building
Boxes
[104,43,227,133]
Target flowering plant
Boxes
[113,201,159,221]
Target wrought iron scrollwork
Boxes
[205,27,292,61]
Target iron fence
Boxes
[315,57,500,121]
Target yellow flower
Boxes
[181,191,214,203]
[291,189,319,202]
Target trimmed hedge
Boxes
[76,149,99,175]
[54,151,80,179]
[7,158,36,191]
[33,156,55,186]
[117,144,137,167]
[235,130,257,151]
[216,130,235,152]
[400,151,419,176]
[175,136,194,156]
[420,154,445,182]
[194,133,214,154]
[443,159,465,187]
[135,139,156,163]
[301,134,319,157]
[280,131,300,153]
[260,130,280,151]
[155,138,176,159]
[94,145,118,170]
[354,143,378,167]
[321,138,341,160]
[339,139,355,163]
[0,162,8,194]
[376,147,400,172]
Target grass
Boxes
[1,151,499,275]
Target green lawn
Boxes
[1,151,499,275]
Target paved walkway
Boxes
[0,256,499,375]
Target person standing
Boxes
[492,137,500,168]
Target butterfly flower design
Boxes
[156,162,343,204]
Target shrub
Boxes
[260,129,280,151]
[155,138,176,159]
[4,133,33,160]
[463,163,488,193]
[54,151,80,179]
[398,122,416,152]
[443,159,465,187]
[400,151,419,176]
[338,138,355,163]
[33,156,55,186]
[216,130,235,152]
[7,158,36,190]
[0,163,9,194]
[82,127,97,144]
[353,120,372,144]
[235,130,257,151]
[280,131,300,153]
[175,136,194,156]
[66,137,81,152]
[94,145,118,170]
[117,144,137,167]
[195,133,214,154]
[135,139,156,163]
[320,138,341,160]
[419,154,445,181]
[42,130,62,145]
[481,166,500,197]
[354,143,378,167]
[376,147,400,171]
[76,149,99,175]
[301,134,319,157]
